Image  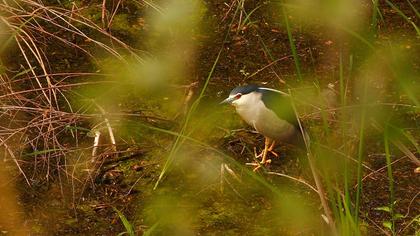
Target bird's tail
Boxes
[301,128,311,149]
[295,124,310,150]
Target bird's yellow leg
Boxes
[260,137,271,164]
[254,138,273,159]
[267,140,279,158]
[248,138,274,171]
[254,147,263,159]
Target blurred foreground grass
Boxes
[0,0,419,235]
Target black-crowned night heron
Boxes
[221,84,304,169]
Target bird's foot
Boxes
[254,147,279,159]
[253,147,263,159]
[246,159,271,172]
[267,141,279,158]
[268,150,279,158]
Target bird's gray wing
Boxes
[259,88,299,128]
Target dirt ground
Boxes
[1,0,419,235]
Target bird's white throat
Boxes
[233,92,264,128]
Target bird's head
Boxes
[220,84,260,107]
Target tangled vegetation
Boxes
[0,0,419,235]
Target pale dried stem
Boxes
[289,89,338,235]
[101,0,107,29]
[14,36,52,105]
[94,103,117,152]
[1,140,30,185]
[0,0,144,184]
[92,130,101,159]
[107,0,122,29]
[266,171,319,194]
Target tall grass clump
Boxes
[0,0,418,235]
[0,0,143,180]
[276,1,419,235]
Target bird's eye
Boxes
[235,93,242,99]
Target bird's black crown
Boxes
[229,84,259,96]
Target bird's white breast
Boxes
[234,92,296,142]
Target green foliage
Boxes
[281,2,302,81]
[0,0,418,235]
[113,207,135,236]
[374,201,406,234]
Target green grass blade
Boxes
[22,149,61,157]
[143,222,159,236]
[354,80,368,225]
[113,207,135,236]
[386,0,420,36]
[241,5,263,27]
[153,0,241,190]
[337,25,375,50]
[384,127,396,235]
[406,0,420,19]
[281,2,302,81]
[371,0,380,35]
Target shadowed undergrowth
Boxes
[0,0,419,235]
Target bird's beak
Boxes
[220,97,235,104]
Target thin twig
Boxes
[266,171,318,193]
